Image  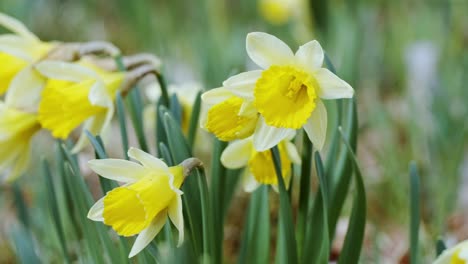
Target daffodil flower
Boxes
[0,13,56,95]
[223,32,354,151]
[258,0,299,25]
[200,87,259,141]
[87,147,202,258]
[35,60,125,153]
[434,240,468,264]
[0,102,41,182]
[220,135,300,192]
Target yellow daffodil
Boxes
[35,60,125,153]
[223,32,354,151]
[259,0,299,25]
[434,240,468,264]
[0,13,56,95]
[87,147,200,258]
[220,135,300,192]
[0,103,41,182]
[200,87,260,141]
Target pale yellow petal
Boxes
[314,68,354,99]
[88,159,147,183]
[168,195,184,247]
[128,210,167,258]
[35,61,98,82]
[246,32,294,69]
[5,67,45,111]
[88,197,105,222]
[223,70,262,99]
[303,99,327,151]
[128,147,169,172]
[220,139,252,169]
[252,117,295,151]
[295,40,324,72]
[0,13,38,41]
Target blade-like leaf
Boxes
[337,128,366,264]
[409,161,420,264]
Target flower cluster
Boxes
[0,13,160,182]
[201,32,353,191]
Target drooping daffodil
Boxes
[35,60,125,153]
[0,12,57,95]
[220,135,300,192]
[223,32,354,151]
[258,0,300,25]
[434,240,468,264]
[0,102,41,182]
[87,147,203,258]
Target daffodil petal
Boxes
[303,100,327,151]
[88,159,147,183]
[246,32,294,69]
[168,195,184,247]
[242,171,260,193]
[128,147,169,172]
[434,241,468,264]
[128,210,167,258]
[220,139,252,169]
[285,142,301,164]
[71,111,108,154]
[252,117,295,151]
[4,143,31,182]
[295,40,324,72]
[35,61,98,82]
[223,70,262,99]
[87,197,105,222]
[314,68,354,99]
[5,67,44,111]
[0,13,38,41]
[88,81,112,108]
[0,35,35,61]
[201,87,233,105]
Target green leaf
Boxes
[337,128,366,264]
[329,99,358,239]
[42,158,70,263]
[237,186,270,264]
[297,134,313,240]
[210,139,227,264]
[116,92,130,160]
[409,161,420,264]
[301,152,330,264]
[126,87,150,152]
[9,224,40,264]
[436,239,446,257]
[271,146,298,264]
[187,91,202,148]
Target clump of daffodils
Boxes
[87,147,202,257]
[0,12,164,181]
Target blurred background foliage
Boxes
[0,0,467,262]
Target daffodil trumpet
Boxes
[87,147,203,258]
